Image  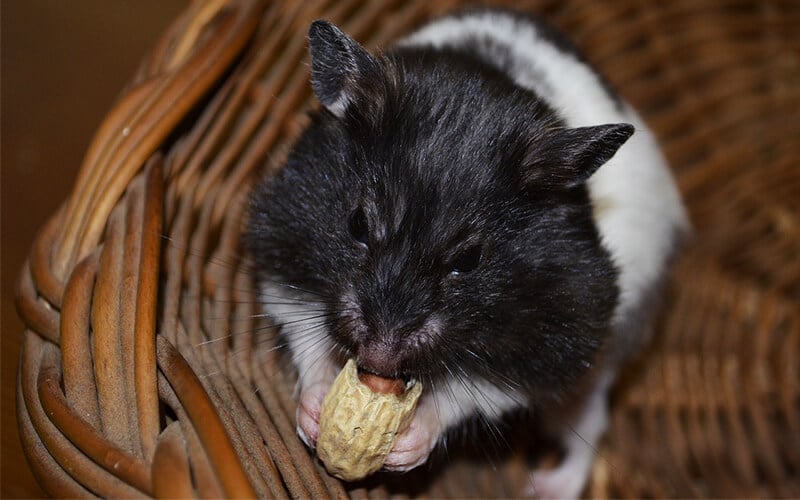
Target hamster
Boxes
[244,8,688,498]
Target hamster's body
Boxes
[246,9,688,498]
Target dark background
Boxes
[2,2,188,496]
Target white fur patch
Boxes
[259,282,339,386]
[426,373,524,431]
[325,94,350,118]
[527,371,614,498]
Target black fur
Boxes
[245,20,626,405]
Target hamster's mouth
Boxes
[354,364,417,391]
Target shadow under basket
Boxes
[15,0,800,497]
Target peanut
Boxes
[316,359,422,481]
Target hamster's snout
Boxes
[356,338,403,378]
[337,310,443,381]
[337,288,442,378]
[350,322,427,379]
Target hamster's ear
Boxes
[523,123,634,189]
[308,20,381,117]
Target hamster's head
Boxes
[245,21,632,402]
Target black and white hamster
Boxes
[244,9,688,498]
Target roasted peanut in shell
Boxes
[316,359,422,481]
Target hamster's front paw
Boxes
[382,397,440,472]
[296,381,330,448]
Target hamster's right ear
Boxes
[308,20,381,117]
[523,123,634,190]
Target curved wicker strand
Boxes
[155,370,228,498]
[17,349,95,499]
[167,0,230,71]
[37,365,152,494]
[155,335,256,498]
[30,207,68,309]
[20,337,146,497]
[132,159,165,460]
[172,326,288,498]
[59,250,103,433]
[15,263,60,345]
[151,422,195,498]
[91,205,134,452]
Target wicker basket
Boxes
[15,0,799,497]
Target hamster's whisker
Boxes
[196,369,223,379]
[294,333,330,360]
[428,372,450,462]
[196,284,266,296]
[247,308,333,319]
[214,286,340,306]
[196,323,280,345]
[160,234,249,270]
[452,363,503,430]
[202,311,319,322]
[309,342,339,373]
[267,303,358,315]
[462,346,523,395]
[459,373,509,452]
[282,320,335,341]
[256,298,335,306]
[438,361,475,430]
[438,347,512,455]
[257,276,339,301]
[181,288,335,308]
[209,318,314,340]
[196,310,333,347]
[196,335,236,347]
[197,298,281,305]
[290,325,333,346]
[286,319,333,338]
[565,424,629,490]
[194,324,274,347]
[266,312,341,331]
[300,330,344,373]
[271,313,354,347]
[261,341,291,354]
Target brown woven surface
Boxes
[15,0,799,497]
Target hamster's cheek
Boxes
[296,381,331,448]
[382,396,441,472]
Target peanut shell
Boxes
[316,359,422,481]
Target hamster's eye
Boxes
[348,205,369,247]
[449,244,483,275]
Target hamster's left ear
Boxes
[308,20,381,117]
[523,123,635,189]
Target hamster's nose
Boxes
[356,340,400,378]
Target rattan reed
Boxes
[15,0,800,497]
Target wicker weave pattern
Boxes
[15,0,800,497]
